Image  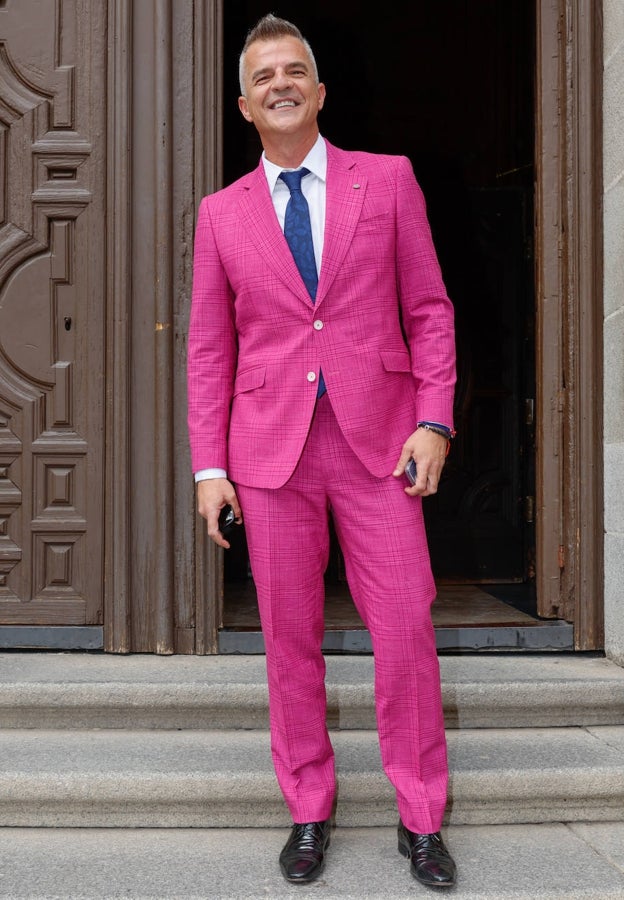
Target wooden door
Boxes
[0,1,105,626]
[1,0,599,652]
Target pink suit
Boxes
[188,139,456,832]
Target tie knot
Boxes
[279,167,310,193]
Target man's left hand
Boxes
[392,428,448,496]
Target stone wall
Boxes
[604,1,624,665]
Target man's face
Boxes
[238,36,326,143]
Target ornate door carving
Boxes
[0,0,105,624]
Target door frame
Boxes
[535,0,603,648]
[192,0,603,653]
[104,0,224,653]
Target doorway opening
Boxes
[218,1,572,650]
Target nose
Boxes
[272,67,292,90]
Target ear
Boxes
[238,96,253,122]
[317,83,326,112]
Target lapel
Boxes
[316,144,367,306]
[236,144,367,308]
[237,164,314,307]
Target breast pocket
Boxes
[357,212,392,235]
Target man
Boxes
[187,13,457,889]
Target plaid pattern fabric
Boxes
[237,395,448,832]
[187,140,456,486]
[279,168,325,397]
[187,139,455,832]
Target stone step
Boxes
[1,652,623,730]
[0,725,622,828]
[0,823,623,899]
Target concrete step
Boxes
[0,725,623,828]
[1,652,623,730]
[0,823,623,898]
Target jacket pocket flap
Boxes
[234,364,266,394]
[379,349,411,372]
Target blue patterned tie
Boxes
[279,168,318,299]
[280,168,325,396]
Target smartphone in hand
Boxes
[405,459,417,486]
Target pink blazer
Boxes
[187,139,456,489]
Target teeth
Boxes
[273,100,295,109]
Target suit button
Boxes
[307,372,316,382]
[313,319,323,330]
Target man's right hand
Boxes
[197,478,242,549]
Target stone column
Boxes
[603,1,624,665]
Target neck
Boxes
[263,131,319,170]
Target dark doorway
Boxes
[220,1,541,636]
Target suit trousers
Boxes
[235,393,449,833]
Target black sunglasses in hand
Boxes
[218,504,238,538]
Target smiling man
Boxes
[237,30,325,159]
[187,13,458,890]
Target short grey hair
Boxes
[238,13,319,96]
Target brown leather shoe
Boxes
[397,822,457,887]
[279,819,332,884]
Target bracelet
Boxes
[417,421,456,440]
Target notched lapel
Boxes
[238,169,315,307]
[316,160,367,305]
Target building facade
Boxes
[0,0,621,664]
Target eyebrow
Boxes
[250,60,311,82]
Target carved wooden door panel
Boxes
[0,1,105,625]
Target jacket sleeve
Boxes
[187,196,237,473]
[394,156,456,428]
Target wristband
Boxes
[417,421,456,440]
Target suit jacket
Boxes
[187,139,456,489]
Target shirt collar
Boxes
[263,134,327,194]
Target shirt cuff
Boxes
[194,468,227,482]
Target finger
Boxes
[207,516,232,549]
[229,493,243,523]
[422,461,446,495]
[422,478,439,496]
[392,447,413,477]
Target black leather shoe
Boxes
[279,819,331,884]
[398,822,456,888]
